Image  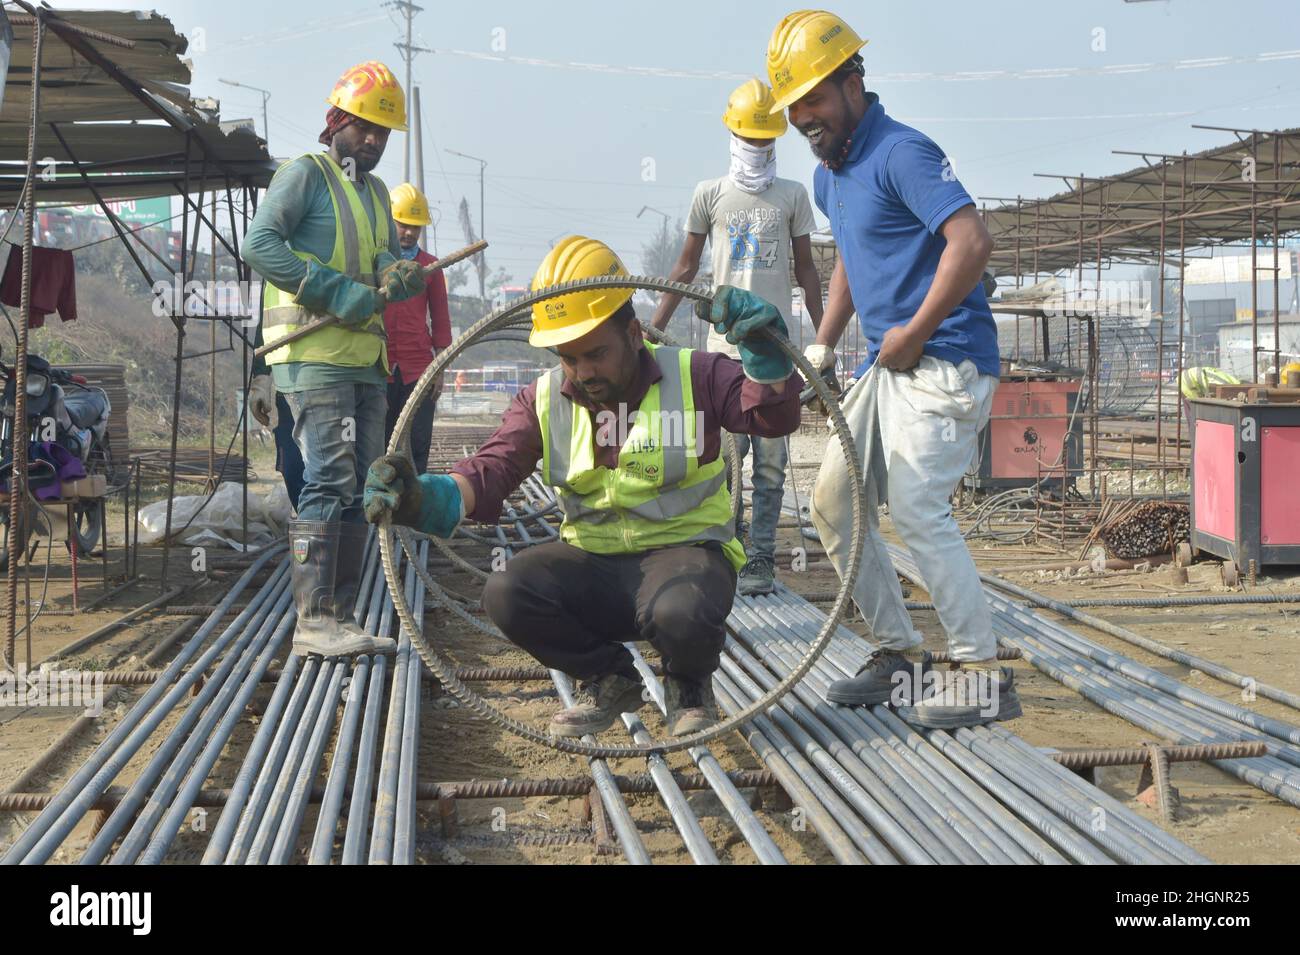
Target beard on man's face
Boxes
[794,91,851,161]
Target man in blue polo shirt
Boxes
[754,10,1019,728]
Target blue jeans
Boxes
[287,382,386,525]
[729,433,788,563]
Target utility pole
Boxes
[219,78,270,144]
[447,149,487,242]
[385,0,431,181]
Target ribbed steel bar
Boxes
[266,660,348,864]
[369,554,414,864]
[980,573,1300,712]
[734,596,1046,864]
[130,588,299,865]
[741,593,1065,864]
[91,573,292,865]
[727,607,1021,864]
[625,645,786,865]
[1048,741,1267,770]
[548,672,652,865]
[1,545,287,865]
[200,652,304,864]
[755,587,1160,864]
[718,638,959,864]
[712,667,890,863]
[394,540,430,864]
[243,658,340,863]
[222,655,323,864]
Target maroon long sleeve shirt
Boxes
[451,347,803,523]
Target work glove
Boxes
[799,344,841,416]
[247,374,277,428]
[363,454,463,537]
[294,259,384,325]
[378,257,426,303]
[695,286,793,384]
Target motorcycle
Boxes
[0,354,116,569]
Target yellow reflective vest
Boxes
[536,342,745,571]
[261,153,389,369]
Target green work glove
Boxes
[294,259,383,325]
[378,257,426,303]
[363,454,463,537]
[695,286,793,384]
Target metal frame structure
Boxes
[0,3,276,667]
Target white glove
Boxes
[803,343,836,372]
[248,374,278,429]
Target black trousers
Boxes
[482,539,738,683]
[384,376,437,473]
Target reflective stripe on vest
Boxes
[261,153,389,368]
[537,342,744,570]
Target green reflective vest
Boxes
[1179,365,1239,399]
[261,153,389,369]
[536,342,745,571]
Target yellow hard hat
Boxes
[327,61,408,132]
[723,78,788,138]
[529,236,634,348]
[766,10,868,112]
[391,182,432,225]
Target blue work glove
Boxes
[377,256,426,303]
[294,259,384,325]
[363,454,463,537]
[696,285,793,384]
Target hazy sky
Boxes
[48,0,1300,282]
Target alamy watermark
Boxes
[151,275,261,322]
[1,665,105,716]
[593,405,706,455]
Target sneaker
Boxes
[895,665,1023,729]
[738,556,776,596]
[664,675,720,736]
[549,672,646,738]
[826,648,929,706]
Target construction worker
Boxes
[383,182,453,473]
[244,61,428,658]
[363,237,803,737]
[753,10,1020,727]
[651,78,824,598]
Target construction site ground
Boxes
[2,425,1298,864]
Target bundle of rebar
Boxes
[1096,500,1190,559]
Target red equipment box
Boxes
[967,377,1083,490]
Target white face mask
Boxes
[728,135,776,194]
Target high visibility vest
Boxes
[536,342,745,571]
[261,153,389,369]
[1179,366,1239,399]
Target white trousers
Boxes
[810,356,998,661]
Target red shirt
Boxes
[383,247,452,385]
[451,347,803,523]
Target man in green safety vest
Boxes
[362,236,803,737]
[243,61,427,658]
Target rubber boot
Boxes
[290,519,396,657]
[336,521,372,626]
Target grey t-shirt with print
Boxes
[686,175,816,358]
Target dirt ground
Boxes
[3,432,1300,864]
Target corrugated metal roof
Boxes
[0,7,275,202]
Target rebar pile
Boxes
[1096,500,1190,559]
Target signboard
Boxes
[1184,253,1293,286]
[69,196,172,228]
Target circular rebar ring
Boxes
[380,275,865,757]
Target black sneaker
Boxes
[664,675,720,736]
[738,556,776,596]
[549,672,647,738]
[895,666,1023,729]
[826,648,930,706]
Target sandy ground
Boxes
[3,430,1300,864]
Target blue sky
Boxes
[52,0,1300,281]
